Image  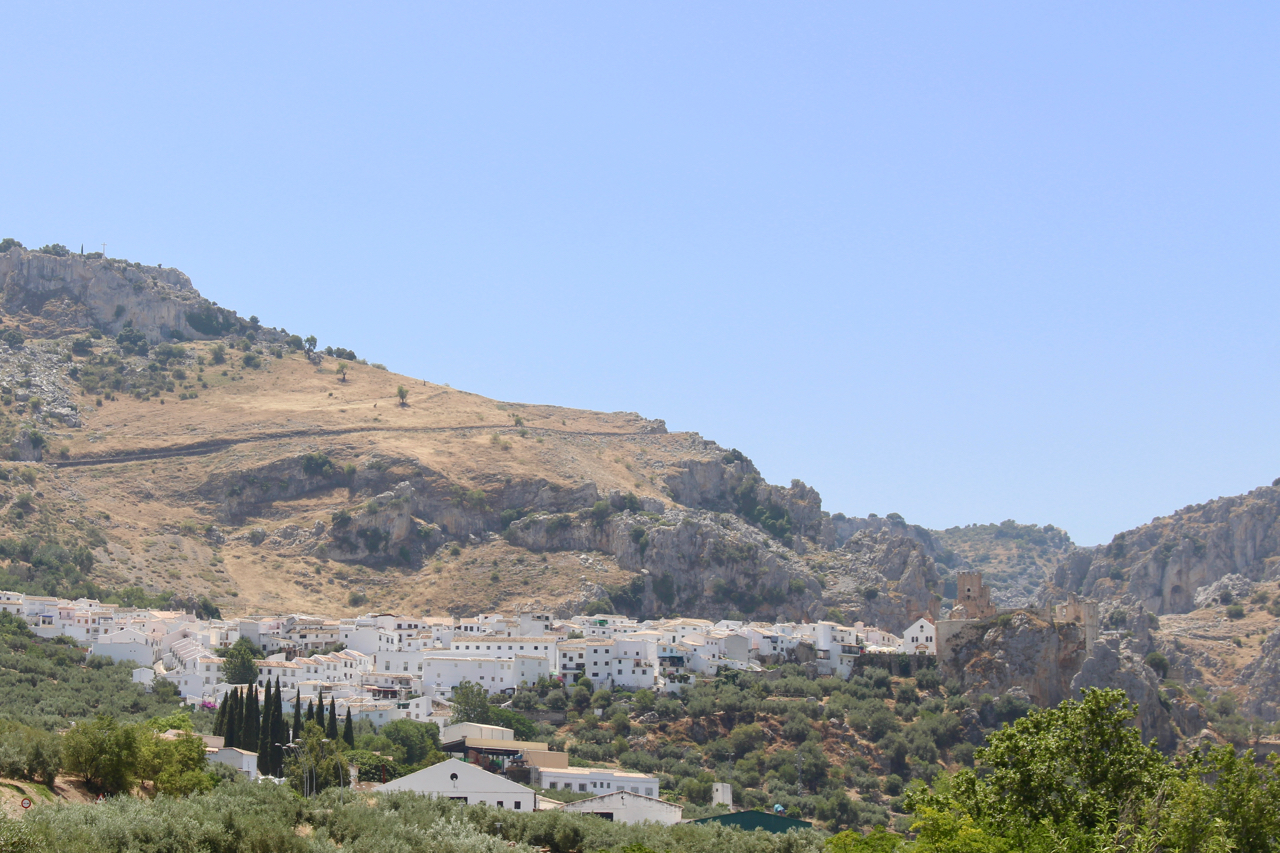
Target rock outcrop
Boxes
[820,529,941,632]
[1070,637,1177,750]
[0,246,253,343]
[939,611,1090,707]
[1192,574,1254,609]
[507,505,823,623]
[328,482,416,561]
[1237,628,1280,721]
[1055,484,1280,614]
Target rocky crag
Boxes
[0,245,259,344]
[1051,485,1280,615]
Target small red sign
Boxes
[19,798,31,809]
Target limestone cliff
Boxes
[1070,637,1178,750]
[1053,484,1280,615]
[938,611,1089,707]
[1236,628,1280,721]
[0,246,252,343]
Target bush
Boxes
[1145,651,1169,679]
[1226,604,1245,620]
[348,591,368,607]
[36,243,69,257]
[915,667,941,691]
[241,353,260,368]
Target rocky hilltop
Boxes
[1051,485,1280,614]
[0,244,943,630]
[0,244,253,344]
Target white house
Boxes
[376,758,534,810]
[89,628,157,667]
[533,765,658,798]
[208,746,258,780]
[897,617,936,655]
[560,790,682,825]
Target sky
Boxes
[2,4,1277,545]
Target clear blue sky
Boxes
[3,4,1277,545]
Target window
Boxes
[579,784,587,792]
[496,801,503,808]
[645,788,654,796]
[513,801,522,810]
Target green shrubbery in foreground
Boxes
[2,783,824,853]
[1,688,1279,852]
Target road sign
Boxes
[19,798,30,809]
[96,794,105,804]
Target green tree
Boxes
[242,687,260,756]
[212,698,228,737]
[449,681,493,725]
[826,825,903,852]
[304,335,317,357]
[223,638,259,685]
[223,689,242,749]
[378,719,441,764]
[63,716,141,793]
[396,385,408,406]
[908,688,1170,841]
[271,677,287,775]
[286,721,347,797]
[258,680,275,775]
[292,689,303,743]
[337,362,348,382]
[342,709,354,748]
[326,699,339,740]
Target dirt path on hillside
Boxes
[48,424,659,469]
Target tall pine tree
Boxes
[326,698,339,740]
[342,709,354,748]
[257,680,274,775]
[213,694,229,737]
[224,689,241,750]
[293,689,303,743]
[316,695,325,732]
[271,677,287,775]
[242,686,260,753]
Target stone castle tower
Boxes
[952,571,996,620]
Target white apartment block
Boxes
[534,765,659,798]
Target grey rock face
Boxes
[1192,574,1254,609]
[1064,485,1280,614]
[1237,628,1280,721]
[1070,637,1177,750]
[0,246,214,342]
[939,611,1090,707]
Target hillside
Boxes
[0,243,942,627]
[3,239,1280,651]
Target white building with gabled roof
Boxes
[376,758,534,811]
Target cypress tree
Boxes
[213,694,228,737]
[257,680,274,775]
[342,709,354,748]
[243,687,260,752]
[306,700,315,724]
[293,689,303,742]
[316,695,325,732]
[272,677,287,775]
[326,698,339,740]
[224,689,241,750]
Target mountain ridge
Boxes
[0,241,1276,638]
